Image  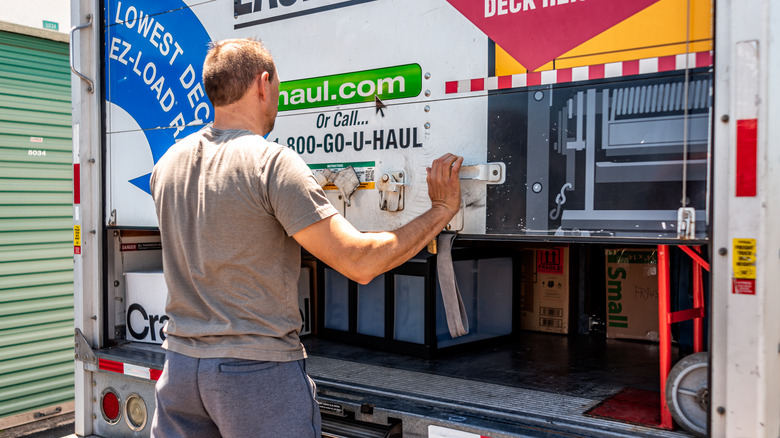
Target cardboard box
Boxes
[520,247,570,334]
[125,268,314,344]
[125,271,168,344]
[605,249,659,341]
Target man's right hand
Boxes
[426,153,464,215]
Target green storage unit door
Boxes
[0,30,74,420]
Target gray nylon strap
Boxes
[436,232,469,338]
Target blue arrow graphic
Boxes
[105,0,213,194]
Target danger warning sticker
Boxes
[120,242,163,252]
[732,279,755,295]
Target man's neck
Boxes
[212,106,266,136]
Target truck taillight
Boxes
[125,393,148,431]
[101,388,121,424]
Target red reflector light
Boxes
[101,389,121,424]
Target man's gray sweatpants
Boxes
[150,351,321,438]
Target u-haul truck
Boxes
[70,0,779,436]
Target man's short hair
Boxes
[203,38,276,107]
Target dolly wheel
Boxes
[666,352,709,437]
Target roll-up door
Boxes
[0,27,74,427]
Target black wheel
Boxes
[666,352,709,437]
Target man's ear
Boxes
[258,71,270,99]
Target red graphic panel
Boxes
[537,248,564,274]
[446,0,661,71]
[73,163,81,204]
[736,119,758,197]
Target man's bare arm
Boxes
[293,153,463,284]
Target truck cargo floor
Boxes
[304,333,690,437]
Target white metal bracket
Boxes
[446,199,465,232]
[74,328,96,365]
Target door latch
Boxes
[377,172,405,212]
[677,207,695,239]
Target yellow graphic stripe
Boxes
[323,182,376,190]
[496,0,713,75]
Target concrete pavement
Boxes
[0,413,74,438]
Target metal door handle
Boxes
[70,14,94,93]
[459,162,505,184]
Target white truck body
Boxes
[69,0,779,436]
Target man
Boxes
[149,38,462,437]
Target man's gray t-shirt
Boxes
[150,127,337,362]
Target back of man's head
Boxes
[203,38,276,107]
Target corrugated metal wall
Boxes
[0,30,74,420]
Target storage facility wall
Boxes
[0,29,74,423]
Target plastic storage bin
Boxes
[317,249,517,357]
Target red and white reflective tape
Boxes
[445,51,713,94]
[428,425,492,438]
[98,358,163,381]
[73,123,81,256]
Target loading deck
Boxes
[305,333,691,437]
